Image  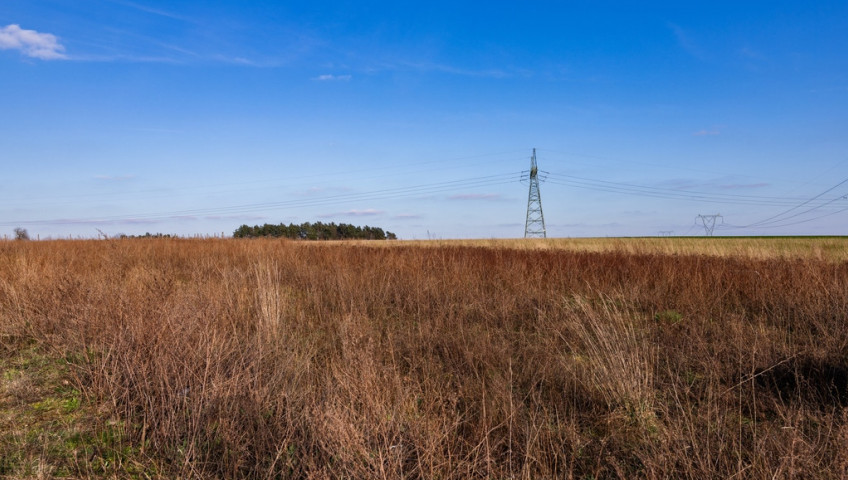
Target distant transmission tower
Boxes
[523,148,547,238]
[696,214,723,236]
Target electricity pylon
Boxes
[696,214,723,236]
[524,148,546,238]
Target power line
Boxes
[5,146,846,235]
[0,150,529,206]
[536,148,836,189]
[536,148,761,178]
[725,175,848,229]
[544,173,826,207]
[544,170,846,233]
[721,203,848,230]
[0,171,522,227]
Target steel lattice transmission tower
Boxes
[696,214,723,236]
[524,148,547,238]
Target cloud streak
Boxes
[719,182,769,190]
[106,0,192,22]
[319,209,384,218]
[668,23,705,60]
[204,215,267,221]
[0,24,66,60]
[399,61,514,78]
[314,74,352,81]
[47,218,162,226]
[448,193,504,201]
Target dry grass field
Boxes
[394,236,848,262]
[1,237,847,478]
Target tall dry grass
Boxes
[395,236,848,262]
[1,238,847,478]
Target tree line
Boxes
[233,222,397,240]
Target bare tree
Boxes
[13,228,30,241]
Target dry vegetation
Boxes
[394,236,848,262]
[1,237,847,478]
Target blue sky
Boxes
[1,1,847,239]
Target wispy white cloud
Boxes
[668,23,705,60]
[738,46,764,60]
[364,58,530,79]
[204,215,267,221]
[654,178,710,190]
[655,176,768,192]
[737,46,767,72]
[67,52,185,64]
[300,186,354,196]
[106,0,192,22]
[314,74,352,81]
[0,24,66,60]
[622,210,657,216]
[342,209,384,216]
[41,213,250,226]
[550,222,624,228]
[718,182,769,190]
[229,57,256,66]
[319,209,384,218]
[400,61,514,78]
[208,54,276,67]
[50,218,161,226]
[77,52,272,67]
[447,193,504,201]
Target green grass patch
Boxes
[654,309,684,324]
[0,342,160,478]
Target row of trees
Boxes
[233,222,397,240]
